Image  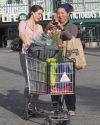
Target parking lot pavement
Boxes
[0,48,100,125]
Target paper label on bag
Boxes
[60,72,70,82]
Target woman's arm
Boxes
[61,24,78,40]
[18,21,28,44]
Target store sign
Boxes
[2,14,18,22]
[1,13,27,22]
[70,11,100,19]
[0,3,28,22]
[18,13,27,21]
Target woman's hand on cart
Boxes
[24,42,31,51]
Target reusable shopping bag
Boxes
[56,63,72,89]
[27,42,58,60]
[47,58,57,86]
[50,62,73,94]
[63,37,86,70]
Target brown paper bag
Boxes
[63,37,86,70]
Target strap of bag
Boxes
[63,36,75,57]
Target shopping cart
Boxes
[24,43,75,125]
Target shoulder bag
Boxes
[63,37,86,70]
[10,21,27,52]
[10,37,22,51]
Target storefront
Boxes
[0,12,28,47]
[0,0,100,48]
[0,22,18,47]
[0,0,53,48]
[71,11,100,47]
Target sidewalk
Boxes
[0,48,100,125]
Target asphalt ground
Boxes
[0,48,100,125]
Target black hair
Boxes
[27,5,43,19]
[57,3,74,13]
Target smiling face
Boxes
[32,9,43,22]
[56,8,70,24]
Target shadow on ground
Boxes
[0,89,52,119]
[0,86,100,120]
[0,66,23,76]
[0,90,24,118]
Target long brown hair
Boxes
[27,5,43,19]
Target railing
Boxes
[81,24,100,44]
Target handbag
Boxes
[11,21,27,52]
[63,37,86,70]
[10,37,23,51]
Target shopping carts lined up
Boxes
[24,43,75,124]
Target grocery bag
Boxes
[63,37,86,70]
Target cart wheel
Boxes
[44,118,52,125]
[23,111,29,120]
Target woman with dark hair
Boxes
[49,3,78,116]
[18,5,44,113]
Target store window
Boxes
[7,28,18,40]
[7,0,23,4]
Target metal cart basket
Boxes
[26,57,75,95]
[24,43,75,124]
[26,43,75,95]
